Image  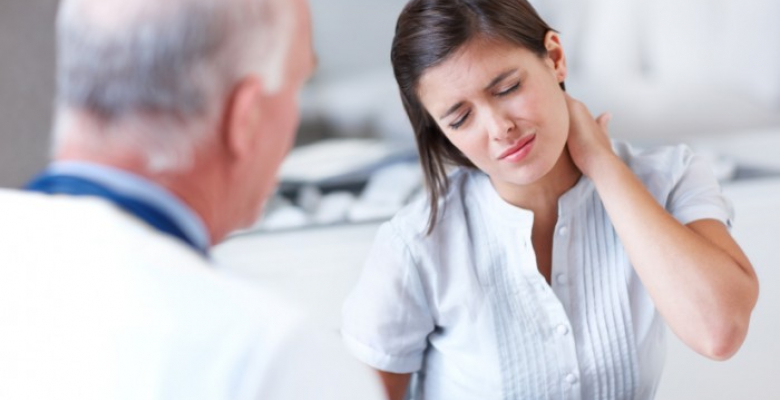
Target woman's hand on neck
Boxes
[564,94,618,178]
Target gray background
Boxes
[0,0,57,187]
[2,0,779,187]
[0,0,408,187]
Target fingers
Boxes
[564,94,592,118]
[564,93,580,110]
[565,93,611,133]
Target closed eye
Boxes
[449,110,471,130]
[496,82,520,97]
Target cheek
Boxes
[282,95,300,140]
[268,93,300,158]
[510,84,548,121]
[441,127,487,165]
[547,92,570,143]
[520,84,568,141]
[541,79,569,127]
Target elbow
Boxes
[703,334,741,361]
[699,316,751,361]
[704,267,760,361]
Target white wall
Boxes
[309,0,407,81]
[1,0,779,181]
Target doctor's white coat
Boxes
[0,189,384,400]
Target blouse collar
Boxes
[468,169,595,230]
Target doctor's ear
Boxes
[543,31,567,84]
[223,76,266,161]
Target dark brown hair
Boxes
[391,0,561,233]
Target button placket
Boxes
[551,319,581,399]
[558,225,569,236]
[550,212,582,399]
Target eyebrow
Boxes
[439,101,465,120]
[438,68,519,120]
[484,68,518,91]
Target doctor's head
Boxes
[52,0,315,242]
[391,0,569,231]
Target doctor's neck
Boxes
[52,112,238,247]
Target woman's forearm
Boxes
[588,153,758,360]
[377,371,411,400]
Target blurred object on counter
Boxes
[238,138,423,234]
[313,191,358,225]
[278,138,416,187]
[251,159,422,234]
[347,162,423,222]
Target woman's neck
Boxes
[491,146,582,214]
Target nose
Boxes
[484,108,516,142]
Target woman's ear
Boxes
[544,31,567,84]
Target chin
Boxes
[499,157,556,186]
[501,171,546,187]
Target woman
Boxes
[341,1,759,399]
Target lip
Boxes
[497,134,536,162]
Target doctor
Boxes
[0,0,385,399]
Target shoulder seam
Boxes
[386,220,437,324]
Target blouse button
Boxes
[565,373,578,384]
[556,274,568,285]
[556,324,569,336]
[558,226,569,236]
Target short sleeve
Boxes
[666,146,734,227]
[341,222,435,374]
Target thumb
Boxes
[596,112,612,131]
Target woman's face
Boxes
[418,34,569,187]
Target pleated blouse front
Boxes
[342,143,732,400]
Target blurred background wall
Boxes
[2,0,779,187]
[0,0,57,188]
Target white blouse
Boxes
[341,142,733,400]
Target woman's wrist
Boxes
[579,149,623,180]
[578,149,625,177]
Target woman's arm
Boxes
[377,371,411,400]
[564,95,759,360]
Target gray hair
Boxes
[53,0,293,171]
